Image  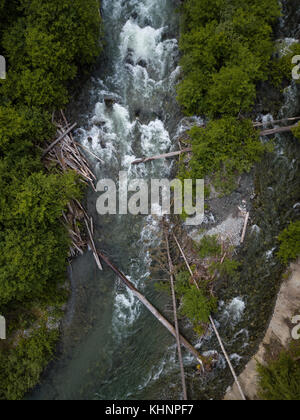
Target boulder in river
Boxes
[137,59,147,68]
[125,48,135,66]
[104,95,117,108]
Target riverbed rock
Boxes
[104,95,117,108]
[137,59,148,68]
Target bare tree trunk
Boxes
[241,212,250,244]
[209,315,246,401]
[131,148,192,165]
[97,250,205,363]
[260,124,297,136]
[172,234,247,401]
[165,231,188,401]
[42,123,77,157]
[131,122,298,165]
[253,116,300,127]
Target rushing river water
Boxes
[30,0,300,401]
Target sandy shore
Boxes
[224,259,300,400]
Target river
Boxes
[30,0,300,400]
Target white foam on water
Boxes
[112,278,142,338]
[221,297,246,326]
[234,328,249,342]
[203,351,226,370]
[120,21,163,64]
[265,247,276,260]
[79,101,136,165]
[140,119,171,156]
[76,0,188,397]
[230,354,243,364]
[275,37,299,57]
[251,224,261,235]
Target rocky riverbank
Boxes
[224,259,300,400]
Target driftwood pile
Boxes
[43,112,97,191]
[42,111,102,268]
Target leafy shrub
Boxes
[1,0,102,109]
[257,341,300,400]
[197,235,222,259]
[271,42,300,87]
[177,0,281,117]
[175,270,217,335]
[0,0,102,400]
[0,325,59,401]
[292,123,300,140]
[180,285,217,325]
[180,117,268,193]
[277,221,300,265]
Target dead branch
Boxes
[131,148,192,165]
[85,218,103,271]
[97,250,205,364]
[172,234,246,401]
[165,231,188,400]
[241,212,250,244]
[42,123,77,157]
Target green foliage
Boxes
[178,0,281,117]
[1,0,102,109]
[175,270,217,335]
[277,221,300,265]
[197,235,222,259]
[257,341,300,400]
[177,0,280,192]
[207,65,257,116]
[175,270,192,296]
[0,105,54,156]
[0,171,81,306]
[292,123,300,140]
[271,42,300,87]
[180,285,217,325]
[209,258,240,280]
[0,325,59,400]
[0,0,102,400]
[180,117,268,193]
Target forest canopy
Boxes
[0,0,102,400]
[177,0,281,194]
[177,0,281,117]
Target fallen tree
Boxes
[131,148,192,165]
[131,122,299,165]
[97,250,206,365]
[165,231,188,400]
[172,234,247,401]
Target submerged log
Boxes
[85,218,103,271]
[75,142,104,163]
[97,250,204,364]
